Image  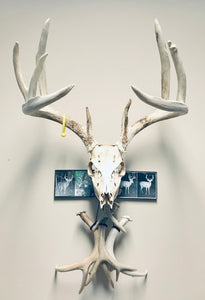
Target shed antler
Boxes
[56,212,146,294]
[13,19,96,151]
[119,19,188,151]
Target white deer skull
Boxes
[88,144,126,208]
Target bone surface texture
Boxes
[56,212,147,294]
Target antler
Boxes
[13,19,96,151]
[104,215,148,278]
[119,19,188,151]
[56,211,143,293]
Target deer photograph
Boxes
[75,170,92,197]
[55,173,74,196]
[120,173,136,195]
[12,16,188,294]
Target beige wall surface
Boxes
[1,0,205,299]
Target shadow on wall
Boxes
[0,140,46,227]
[125,124,199,201]
[1,131,88,217]
[157,125,200,200]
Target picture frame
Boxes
[54,170,157,201]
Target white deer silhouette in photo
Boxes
[56,174,74,195]
[121,174,136,195]
[75,173,89,196]
[140,175,154,195]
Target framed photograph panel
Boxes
[54,170,157,201]
[119,171,157,200]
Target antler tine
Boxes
[118,99,132,151]
[105,216,148,278]
[125,19,188,147]
[168,40,186,101]
[86,107,95,149]
[13,42,28,101]
[36,18,50,95]
[28,53,48,99]
[28,18,50,98]
[155,18,170,100]
[56,212,94,294]
[13,19,96,151]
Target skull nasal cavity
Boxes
[101,193,112,199]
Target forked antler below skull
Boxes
[56,211,147,294]
[13,18,188,292]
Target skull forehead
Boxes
[91,145,122,169]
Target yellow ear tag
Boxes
[61,114,66,137]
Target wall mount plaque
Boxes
[54,170,157,201]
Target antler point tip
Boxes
[14,41,19,48]
[45,18,51,24]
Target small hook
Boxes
[61,113,66,137]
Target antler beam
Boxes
[119,19,188,151]
[13,19,96,151]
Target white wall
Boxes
[1,0,205,299]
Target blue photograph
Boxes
[54,170,157,201]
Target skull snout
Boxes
[101,192,113,199]
[100,192,114,209]
[97,175,122,208]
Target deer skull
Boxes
[88,144,126,208]
[13,18,188,212]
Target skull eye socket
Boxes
[88,162,102,178]
[117,162,126,177]
[88,162,96,177]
